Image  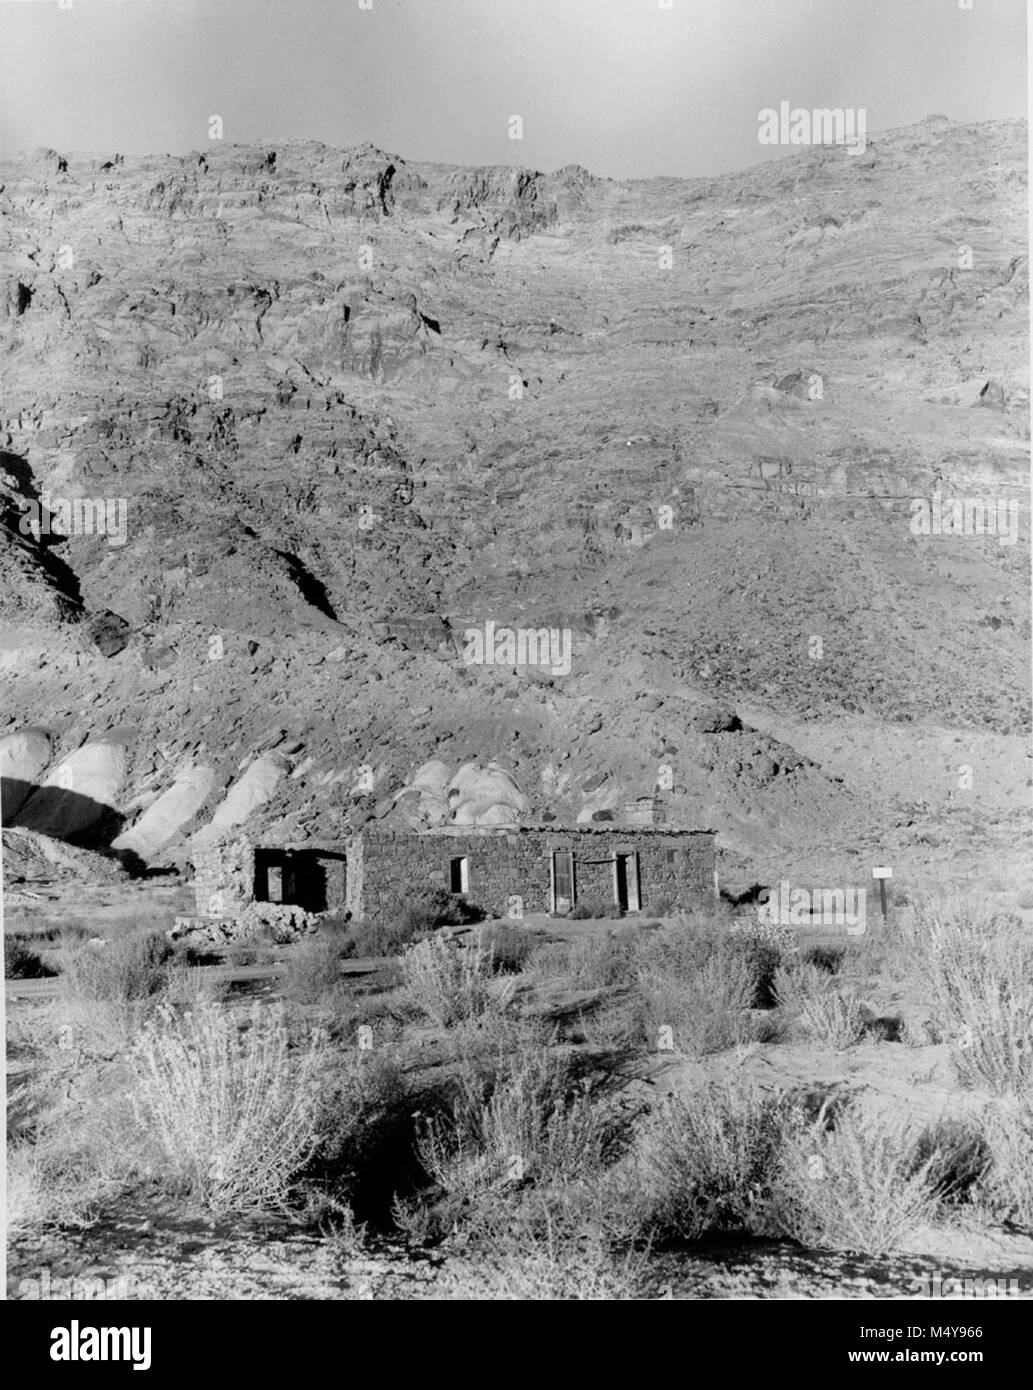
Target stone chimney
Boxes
[622,796,665,827]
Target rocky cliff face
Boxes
[0,118,1028,887]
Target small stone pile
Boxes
[169,901,317,948]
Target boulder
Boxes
[112,762,216,859]
[193,754,286,842]
[0,727,52,820]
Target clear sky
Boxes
[0,0,1026,177]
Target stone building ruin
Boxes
[185,823,717,935]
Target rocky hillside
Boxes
[0,118,1028,889]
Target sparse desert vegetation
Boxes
[280,932,346,1006]
[1,78,1027,1315]
[400,932,508,1027]
[4,937,55,981]
[7,891,1033,1299]
[130,1001,326,1215]
[55,930,176,1053]
[773,962,866,1049]
[772,1106,943,1256]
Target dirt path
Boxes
[9,1195,1033,1301]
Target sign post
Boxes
[872,866,893,921]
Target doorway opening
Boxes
[253,848,346,914]
[551,850,575,915]
[614,852,641,913]
[449,855,469,895]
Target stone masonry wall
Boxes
[191,835,253,917]
[351,826,715,924]
[193,836,348,917]
[193,827,716,926]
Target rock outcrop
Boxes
[0,118,1027,888]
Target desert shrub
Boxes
[723,927,787,1006]
[575,995,643,1050]
[427,1240,648,1300]
[391,1192,439,1245]
[751,1010,790,1044]
[300,1047,412,1221]
[802,944,847,974]
[475,923,533,973]
[6,916,90,946]
[882,900,1033,1092]
[552,931,638,989]
[428,1195,651,1300]
[397,903,438,936]
[884,896,1014,974]
[401,934,508,1027]
[60,931,172,1003]
[637,920,718,973]
[645,895,676,917]
[943,946,1033,1095]
[57,931,174,1051]
[130,1001,326,1214]
[395,887,484,936]
[4,937,56,979]
[7,1142,76,1236]
[309,1048,407,1168]
[56,920,91,943]
[911,1118,990,1207]
[417,1045,612,1206]
[7,1136,121,1238]
[773,964,865,1049]
[173,943,221,967]
[522,942,565,984]
[324,891,482,962]
[541,924,770,1054]
[341,985,411,1035]
[7,1059,148,1236]
[282,933,344,1004]
[164,966,227,1008]
[638,1084,798,1240]
[637,945,756,1056]
[975,1098,1033,1229]
[872,900,928,988]
[441,1011,554,1063]
[728,913,799,960]
[334,915,421,959]
[6,1049,52,1143]
[299,1188,368,1252]
[527,1165,659,1249]
[569,899,611,921]
[531,923,781,1049]
[773,1105,941,1255]
[230,944,278,968]
[428,887,485,926]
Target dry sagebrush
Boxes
[773,963,866,1049]
[401,933,512,1027]
[772,1104,941,1256]
[57,931,173,1053]
[130,1001,326,1215]
[417,1045,611,1207]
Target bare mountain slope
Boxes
[0,118,1027,887]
